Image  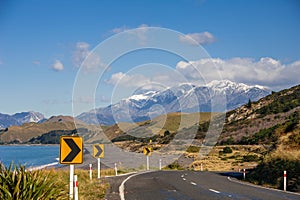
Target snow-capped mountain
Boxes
[0,111,46,129]
[77,80,270,125]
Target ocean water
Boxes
[0,145,59,168]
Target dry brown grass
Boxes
[188,145,265,171]
[42,168,111,200]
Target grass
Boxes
[44,168,112,200]
[0,163,111,200]
[0,163,67,199]
[188,145,265,171]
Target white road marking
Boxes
[119,171,150,200]
[181,175,184,178]
[183,178,186,181]
[209,189,221,194]
[190,182,197,186]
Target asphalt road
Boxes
[105,170,300,200]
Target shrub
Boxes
[164,161,184,170]
[0,163,66,199]
[242,154,259,162]
[248,158,300,192]
[222,146,233,154]
[186,145,200,153]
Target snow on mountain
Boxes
[77,80,271,125]
[0,111,46,129]
[13,111,45,124]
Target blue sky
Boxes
[0,0,300,117]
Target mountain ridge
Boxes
[0,111,45,129]
[77,80,270,125]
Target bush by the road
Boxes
[247,157,300,192]
[0,163,66,199]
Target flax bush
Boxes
[0,163,67,200]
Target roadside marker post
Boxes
[243,169,246,180]
[73,175,78,200]
[284,170,287,191]
[200,163,203,171]
[89,164,92,180]
[115,163,118,176]
[93,144,104,179]
[159,159,162,170]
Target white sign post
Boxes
[146,155,149,171]
[98,158,101,178]
[69,165,74,199]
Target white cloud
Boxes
[51,60,64,71]
[111,25,130,34]
[176,57,300,89]
[111,24,151,45]
[105,57,300,91]
[179,32,215,46]
[72,42,102,71]
[106,72,150,88]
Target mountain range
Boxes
[0,111,45,129]
[0,80,270,128]
[77,80,270,125]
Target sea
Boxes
[0,145,60,169]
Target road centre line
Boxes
[190,182,197,186]
[209,189,221,194]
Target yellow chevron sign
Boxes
[60,136,83,164]
[143,147,152,156]
[93,144,104,158]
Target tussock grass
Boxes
[0,163,67,199]
[0,163,110,200]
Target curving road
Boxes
[105,170,300,200]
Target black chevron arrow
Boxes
[95,145,103,157]
[145,148,151,155]
[63,138,81,162]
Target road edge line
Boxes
[119,171,153,200]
